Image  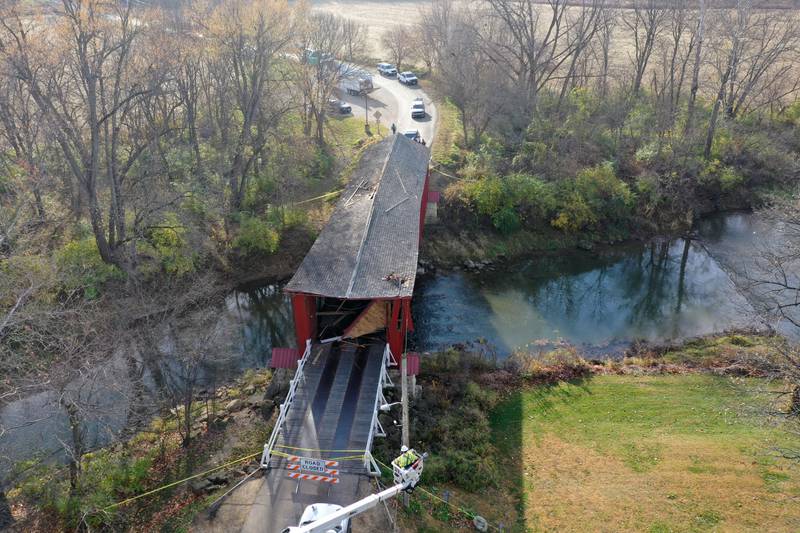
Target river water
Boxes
[412,212,770,356]
[0,211,786,474]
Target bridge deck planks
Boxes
[269,341,386,474]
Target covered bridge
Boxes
[277,134,432,365]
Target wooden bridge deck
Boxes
[266,341,384,473]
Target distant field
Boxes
[312,0,424,58]
[311,0,663,73]
[488,375,800,532]
[313,0,800,92]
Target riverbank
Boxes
[4,332,797,531]
[5,369,276,531]
[384,333,800,532]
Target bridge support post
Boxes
[291,294,317,352]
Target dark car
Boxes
[328,98,352,114]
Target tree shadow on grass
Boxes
[489,376,592,531]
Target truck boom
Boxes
[283,450,425,533]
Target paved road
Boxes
[337,68,437,146]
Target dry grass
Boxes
[491,375,800,532]
[522,434,800,532]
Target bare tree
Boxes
[1,2,150,273]
[594,7,617,99]
[0,76,48,222]
[381,26,414,70]
[0,1,195,274]
[704,0,749,158]
[417,0,456,74]
[623,0,668,95]
[721,10,800,119]
[729,197,800,458]
[556,0,605,112]
[341,18,367,63]
[701,3,800,156]
[484,0,572,111]
[294,12,358,146]
[437,12,501,148]
[665,1,697,120]
[206,0,295,215]
[684,0,706,135]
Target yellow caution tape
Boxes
[292,189,344,206]
[271,449,366,462]
[99,451,261,512]
[274,444,364,453]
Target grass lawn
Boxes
[429,97,462,168]
[490,375,800,532]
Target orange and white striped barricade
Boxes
[286,455,340,479]
[286,472,340,484]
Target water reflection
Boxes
[413,217,761,355]
[0,284,293,474]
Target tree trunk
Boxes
[790,385,800,417]
[684,0,705,136]
[676,237,691,313]
[705,62,733,159]
[0,488,12,529]
[460,107,470,148]
[62,399,84,495]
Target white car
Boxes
[282,503,351,533]
[377,62,397,76]
[398,71,418,85]
[411,97,425,119]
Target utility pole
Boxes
[401,352,409,448]
[400,351,410,507]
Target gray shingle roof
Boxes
[286,135,430,299]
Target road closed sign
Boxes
[300,457,327,474]
[287,455,339,477]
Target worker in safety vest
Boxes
[396,446,419,469]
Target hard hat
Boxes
[400,445,409,453]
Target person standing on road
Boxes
[391,123,396,135]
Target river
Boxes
[412,212,771,356]
[0,211,787,474]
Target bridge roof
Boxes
[286,135,430,299]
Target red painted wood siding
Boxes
[271,347,300,369]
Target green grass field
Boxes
[489,375,800,532]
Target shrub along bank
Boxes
[425,92,800,266]
[5,370,273,532]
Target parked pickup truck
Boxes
[398,71,418,85]
[411,97,425,119]
[377,62,398,76]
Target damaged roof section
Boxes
[286,135,430,299]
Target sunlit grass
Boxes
[491,375,800,532]
[431,97,463,167]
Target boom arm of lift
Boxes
[285,451,425,533]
